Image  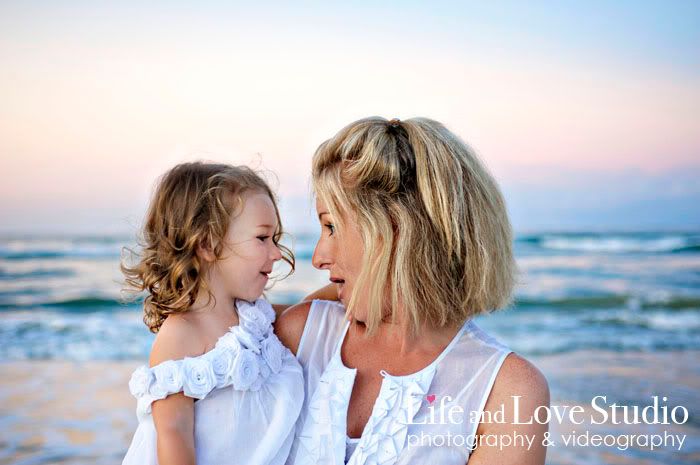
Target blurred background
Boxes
[1,1,698,464]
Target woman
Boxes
[276,117,549,464]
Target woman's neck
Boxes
[351,313,462,358]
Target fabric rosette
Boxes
[217,330,242,353]
[231,348,260,391]
[262,335,285,374]
[231,325,262,354]
[182,357,217,399]
[259,361,271,380]
[238,300,272,339]
[128,365,153,397]
[151,359,183,398]
[257,298,277,323]
[209,346,237,386]
[241,316,265,340]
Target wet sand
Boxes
[0,361,137,465]
[1,350,699,465]
[533,350,700,465]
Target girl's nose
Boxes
[270,243,283,261]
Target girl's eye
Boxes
[257,236,270,242]
[324,223,335,236]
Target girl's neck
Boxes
[190,290,236,315]
[190,266,238,316]
[189,271,238,320]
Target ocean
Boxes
[2,231,700,465]
[1,231,699,361]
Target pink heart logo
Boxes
[426,394,436,404]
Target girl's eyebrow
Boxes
[256,223,276,228]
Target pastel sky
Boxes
[1,1,698,233]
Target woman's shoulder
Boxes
[275,299,345,355]
[483,352,550,426]
[275,301,312,355]
[462,320,510,353]
[458,322,548,413]
[496,353,549,399]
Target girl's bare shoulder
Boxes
[149,314,207,367]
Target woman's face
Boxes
[312,197,368,321]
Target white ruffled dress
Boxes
[122,298,304,465]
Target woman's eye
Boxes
[324,223,335,235]
[257,236,270,242]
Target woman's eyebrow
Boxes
[256,223,276,228]
[317,212,329,220]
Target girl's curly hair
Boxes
[121,162,294,333]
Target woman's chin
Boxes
[338,291,348,307]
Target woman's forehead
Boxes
[317,198,344,226]
[316,197,336,219]
[315,196,355,224]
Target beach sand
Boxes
[1,350,699,465]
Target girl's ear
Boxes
[196,236,218,263]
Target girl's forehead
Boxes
[236,192,278,226]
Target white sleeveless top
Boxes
[286,300,512,465]
[122,298,304,465]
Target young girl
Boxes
[121,162,304,465]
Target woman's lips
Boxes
[336,282,345,301]
[330,277,345,301]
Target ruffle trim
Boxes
[348,368,434,465]
[128,298,286,418]
[293,356,436,465]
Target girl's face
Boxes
[312,197,369,322]
[210,190,283,302]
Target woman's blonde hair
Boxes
[312,117,516,335]
[122,161,294,333]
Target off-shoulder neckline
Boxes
[145,297,274,370]
[128,298,288,411]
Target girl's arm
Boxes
[148,316,204,465]
[272,283,338,318]
[152,394,195,465]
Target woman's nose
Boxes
[311,241,332,270]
